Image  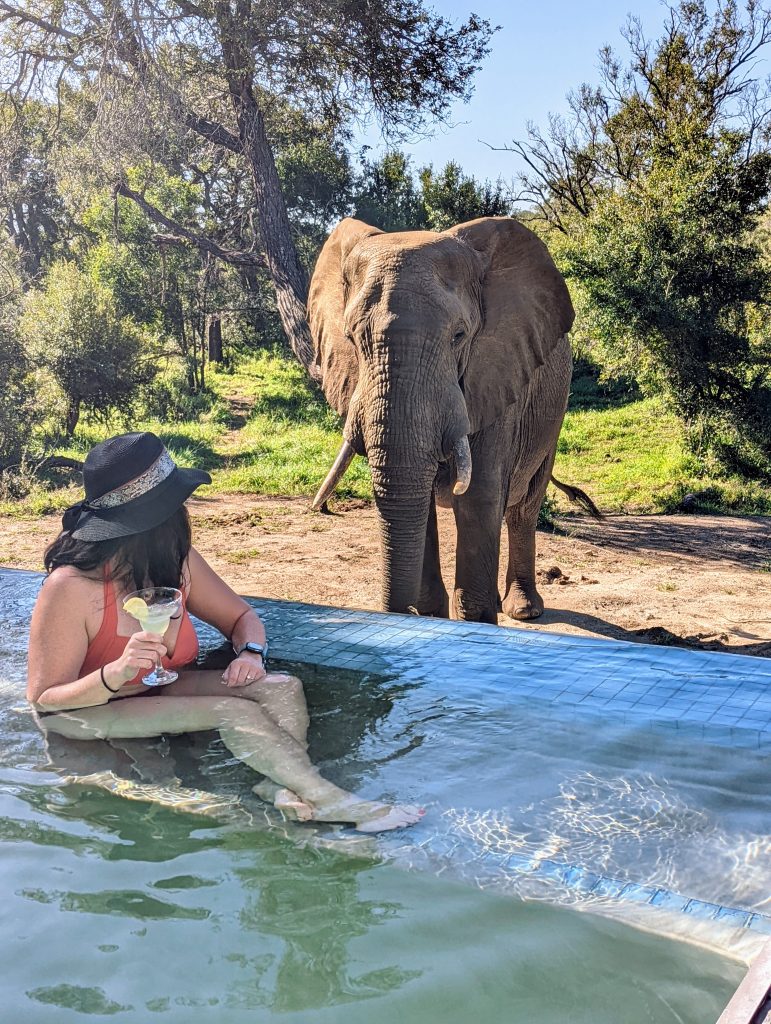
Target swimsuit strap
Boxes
[101,564,118,635]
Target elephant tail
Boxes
[549,476,603,519]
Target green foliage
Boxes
[555,396,771,515]
[353,151,426,231]
[419,161,510,230]
[19,262,158,435]
[276,134,353,239]
[516,1,771,478]
[353,151,511,233]
[0,299,38,469]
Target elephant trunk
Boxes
[370,460,435,614]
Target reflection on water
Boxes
[1,775,743,1023]
[2,774,422,1018]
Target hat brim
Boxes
[71,466,212,541]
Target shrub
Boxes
[19,261,158,435]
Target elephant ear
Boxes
[447,217,574,434]
[308,217,384,417]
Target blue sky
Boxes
[353,0,681,185]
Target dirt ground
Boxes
[3,494,771,657]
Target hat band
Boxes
[89,450,176,509]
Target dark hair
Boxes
[44,506,192,591]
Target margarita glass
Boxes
[122,587,183,686]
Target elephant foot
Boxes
[502,584,544,621]
[452,589,499,624]
[417,592,450,618]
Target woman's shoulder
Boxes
[39,566,104,605]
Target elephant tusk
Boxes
[452,436,472,495]
[311,439,356,511]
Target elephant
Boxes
[307,216,597,624]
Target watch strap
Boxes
[235,641,269,665]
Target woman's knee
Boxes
[238,674,305,702]
[273,674,305,700]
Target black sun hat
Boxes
[62,432,211,541]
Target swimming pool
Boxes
[1,568,767,1022]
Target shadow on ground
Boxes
[518,606,771,658]
[554,514,771,571]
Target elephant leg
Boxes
[452,422,508,623]
[417,498,449,617]
[501,451,554,620]
[453,495,503,623]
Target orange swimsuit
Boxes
[79,571,199,687]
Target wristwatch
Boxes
[234,640,269,668]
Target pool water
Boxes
[0,770,742,1023]
[0,570,759,1022]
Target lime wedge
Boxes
[123,596,149,620]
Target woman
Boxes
[27,431,422,833]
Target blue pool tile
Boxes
[592,876,627,899]
[714,906,753,928]
[650,890,690,912]
[748,914,771,935]
[683,899,723,919]
[618,882,659,904]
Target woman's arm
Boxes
[27,571,167,711]
[186,547,268,685]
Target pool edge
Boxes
[717,939,771,1024]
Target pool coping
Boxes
[717,940,771,1024]
[240,594,771,748]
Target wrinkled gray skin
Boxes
[308,216,575,623]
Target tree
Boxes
[0,0,493,375]
[352,151,511,231]
[353,151,426,230]
[419,161,510,230]
[503,1,771,475]
[0,101,76,282]
[20,262,157,434]
[0,272,37,468]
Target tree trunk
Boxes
[214,7,319,380]
[236,93,319,378]
[208,316,224,363]
[65,398,80,436]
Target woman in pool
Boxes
[27,431,421,833]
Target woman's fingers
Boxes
[222,660,267,687]
[127,656,157,671]
[128,637,167,658]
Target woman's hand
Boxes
[105,631,168,688]
[222,652,266,687]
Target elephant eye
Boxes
[453,329,466,344]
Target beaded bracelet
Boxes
[100,665,120,694]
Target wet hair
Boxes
[44,506,192,592]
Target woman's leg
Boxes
[41,695,421,832]
[162,670,313,818]
[163,671,309,746]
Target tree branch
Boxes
[113,182,266,269]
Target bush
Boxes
[19,261,158,435]
[0,310,39,469]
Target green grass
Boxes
[555,397,771,514]
[0,351,372,518]
[3,349,770,518]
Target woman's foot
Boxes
[252,780,314,822]
[310,796,424,833]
